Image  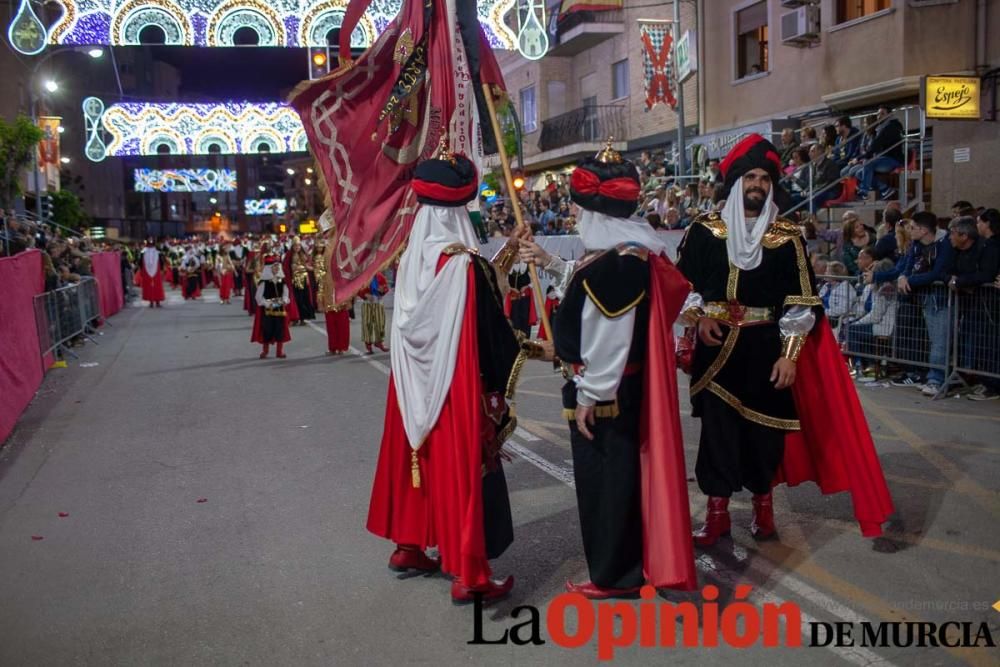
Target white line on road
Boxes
[301,318,897,665]
[514,427,540,442]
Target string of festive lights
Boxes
[134,168,238,192]
[30,0,515,50]
[91,100,308,159]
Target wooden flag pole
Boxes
[481,83,553,341]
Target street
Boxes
[0,289,997,666]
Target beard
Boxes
[743,188,767,214]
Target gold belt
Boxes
[704,302,774,327]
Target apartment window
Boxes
[836,0,891,24]
[520,86,537,133]
[612,59,629,100]
[735,1,768,79]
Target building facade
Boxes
[500,1,698,176]
[696,0,999,210]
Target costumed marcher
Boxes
[285,236,316,325]
[367,151,540,604]
[537,285,561,341]
[230,240,246,296]
[252,254,291,358]
[676,133,893,546]
[244,241,266,316]
[168,244,182,289]
[216,245,236,304]
[139,239,166,307]
[519,146,697,598]
[503,265,536,338]
[360,272,390,354]
[181,247,202,300]
[314,212,352,355]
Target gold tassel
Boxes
[410,450,421,488]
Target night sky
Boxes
[149,47,310,101]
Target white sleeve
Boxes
[282,286,290,305]
[542,256,576,298]
[678,291,705,326]
[779,305,816,337]
[575,298,636,406]
[255,281,265,305]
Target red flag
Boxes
[288,0,506,305]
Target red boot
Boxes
[276,342,286,359]
[451,575,514,606]
[365,343,374,355]
[693,497,731,547]
[388,546,439,573]
[259,344,270,359]
[376,342,389,352]
[565,580,641,599]
[750,492,778,540]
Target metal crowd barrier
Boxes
[820,274,999,399]
[32,277,102,367]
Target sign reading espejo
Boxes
[924,76,980,119]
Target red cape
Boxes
[367,258,493,588]
[775,318,894,537]
[641,254,698,590]
[140,266,165,303]
[537,297,560,341]
[251,305,291,344]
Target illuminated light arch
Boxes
[299,0,374,48]
[38,0,516,50]
[111,0,193,46]
[206,0,284,47]
[89,100,308,159]
[194,131,239,154]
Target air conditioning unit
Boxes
[781,5,820,46]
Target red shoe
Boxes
[451,575,514,605]
[388,547,439,573]
[259,351,269,359]
[365,343,374,355]
[565,580,641,599]
[693,496,731,547]
[276,353,287,359]
[376,343,389,352]
[750,492,778,540]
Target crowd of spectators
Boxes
[809,202,1000,400]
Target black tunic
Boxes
[553,244,651,589]
[507,269,533,337]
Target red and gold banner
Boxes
[288,0,506,305]
[37,116,62,191]
[638,21,677,111]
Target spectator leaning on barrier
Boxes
[842,215,876,275]
[873,208,904,260]
[845,258,899,379]
[947,214,1000,401]
[891,212,956,395]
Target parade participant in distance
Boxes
[367,148,540,604]
[139,238,165,308]
[359,271,390,354]
[252,254,291,359]
[519,144,697,598]
[181,246,202,300]
[216,244,236,304]
[676,134,893,546]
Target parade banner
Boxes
[557,0,623,20]
[638,20,677,112]
[288,0,506,305]
[37,116,62,191]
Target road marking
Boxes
[888,405,1000,423]
[304,321,393,377]
[862,398,1000,520]
[513,427,539,442]
[506,438,575,488]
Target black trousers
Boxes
[568,374,644,589]
[695,390,786,497]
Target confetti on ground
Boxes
[80,362,99,368]
[58,512,69,518]
[31,536,44,541]
[196,498,208,503]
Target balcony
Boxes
[528,105,627,170]
[547,10,625,57]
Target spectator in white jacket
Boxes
[845,258,898,377]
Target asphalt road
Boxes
[1,288,997,666]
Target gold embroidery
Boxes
[791,236,813,297]
[490,241,518,275]
[781,335,807,362]
[505,348,529,400]
[694,212,728,239]
[706,382,801,430]
[761,218,801,248]
[562,401,620,421]
[726,261,739,301]
[784,295,823,307]
[442,243,479,256]
[496,414,517,446]
[690,325,740,395]
[582,279,645,318]
[615,243,650,261]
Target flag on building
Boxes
[638,21,677,112]
[288,0,506,305]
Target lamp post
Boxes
[28,47,105,222]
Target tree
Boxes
[0,115,44,212]
[50,189,90,231]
